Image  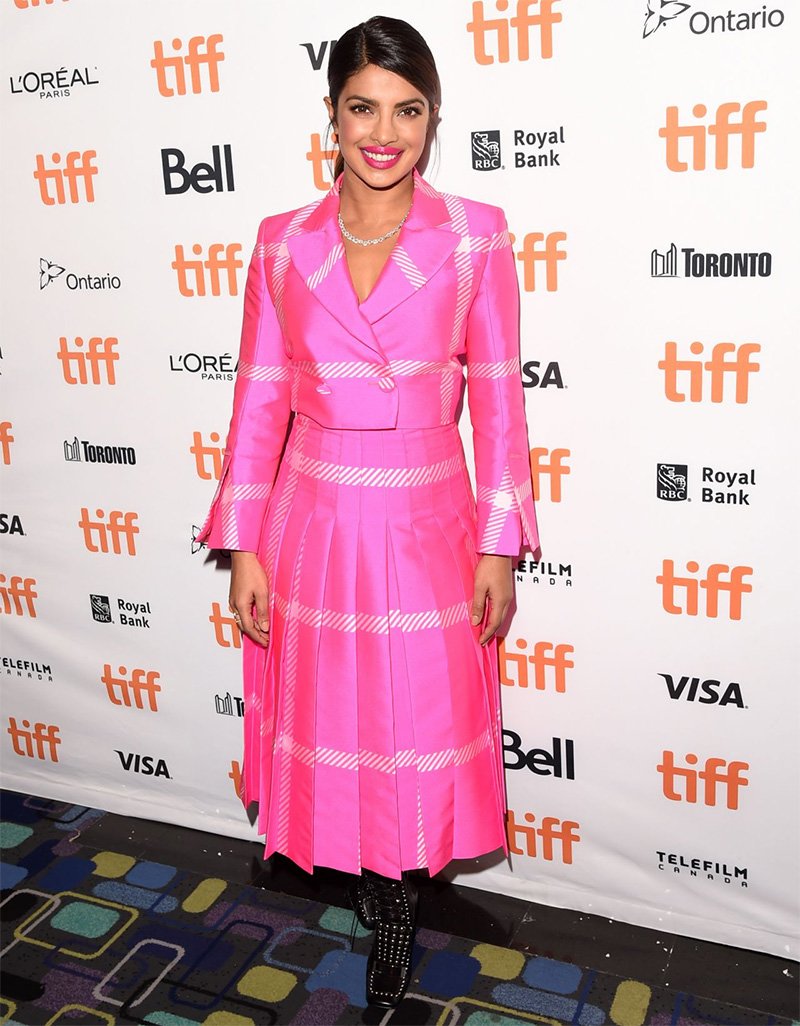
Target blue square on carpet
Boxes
[0,861,28,889]
[419,950,480,997]
[307,949,369,1007]
[125,860,177,889]
[522,955,582,994]
[36,855,96,892]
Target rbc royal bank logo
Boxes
[471,131,501,171]
[657,463,688,501]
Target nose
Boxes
[370,109,396,147]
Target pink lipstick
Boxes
[360,146,403,170]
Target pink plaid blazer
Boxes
[198,169,539,558]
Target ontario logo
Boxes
[40,257,121,291]
[643,0,690,37]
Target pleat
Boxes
[243,415,507,878]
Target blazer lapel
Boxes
[286,169,460,344]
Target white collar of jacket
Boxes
[285,167,461,334]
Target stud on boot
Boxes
[364,870,418,1008]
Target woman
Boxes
[198,15,539,1008]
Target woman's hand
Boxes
[229,551,270,648]
[471,554,514,646]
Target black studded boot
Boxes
[364,869,418,1007]
[348,872,377,930]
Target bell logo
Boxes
[657,560,753,620]
[307,133,338,192]
[101,665,161,711]
[57,336,119,385]
[172,244,243,297]
[78,509,139,556]
[33,151,97,205]
[467,0,562,64]
[7,718,61,761]
[150,35,224,96]
[659,101,767,171]
[659,341,760,404]
[657,750,749,810]
[499,638,573,692]
[190,431,224,481]
[209,601,242,649]
[529,447,570,501]
[0,575,37,617]
[514,231,567,292]
[506,809,580,864]
[0,422,14,465]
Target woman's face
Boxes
[326,64,435,190]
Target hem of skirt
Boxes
[257,838,508,881]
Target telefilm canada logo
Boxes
[9,65,99,100]
[650,243,771,278]
[656,849,748,887]
[40,257,121,291]
[515,557,573,588]
[2,656,54,683]
[644,1,785,38]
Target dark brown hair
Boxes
[327,16,441,179]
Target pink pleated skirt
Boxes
[241,412,507,879]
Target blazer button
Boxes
[315,383,332,394]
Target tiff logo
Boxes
[150,35,224,96]
[499,638,573,692]
[0,422,13,465]
[7,718,60,761]
[467,0,562,64]
[514,231,567,291]
[101,664,161,711]
[191,431,224,481]
[78,509,139,556]
[0,575,37,617]
[659,101,767,171]
[657,750,749,809]
[659,341,760,404]
[657,560,753,620]
[229,758,243,799]
[529,447,570,501]
[14,0,70,6]
[172,244,243,296]
[307,132,338,192]
[506,809,580,863]
[210,601,242,648]
[57,336,119,385]
[33,150,97,205]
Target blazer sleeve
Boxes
[196,218,292,552]
[465,206,539,557]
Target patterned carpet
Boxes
[0,791,792,1026]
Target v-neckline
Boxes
[341,229,404,307]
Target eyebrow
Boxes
[344,94,426,108]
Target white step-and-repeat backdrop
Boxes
[2,0,797,959]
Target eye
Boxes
[399,106,423,118]
[348,103,372,115]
